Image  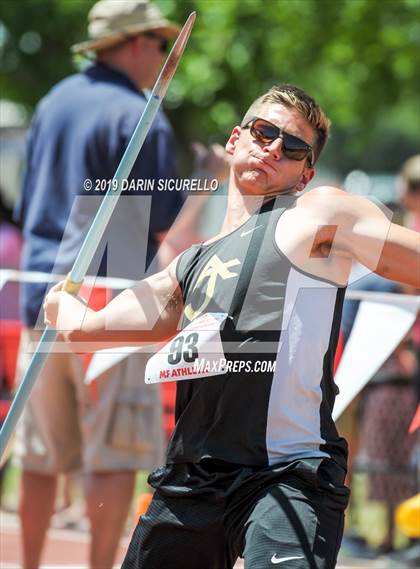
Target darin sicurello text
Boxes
[86,178,219,192]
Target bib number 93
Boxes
[168,332,199,365]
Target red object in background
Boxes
[134,492,153,523]
[161,382,176,441]
[408,404,420,434]
[0,320,22,420]
[0,321,21,391]
[334,331,344,375]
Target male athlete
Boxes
[44,85,420,568]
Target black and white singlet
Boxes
[166,196,348,470]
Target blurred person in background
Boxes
[399,155,420,230]
[340,155,420,558]
[0,189,22,318]
[0,189,22,505]
[12,1,227,568]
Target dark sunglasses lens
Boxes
[249,119,311,162]
[251,120,279,143]
[282,133,310,161]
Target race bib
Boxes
[145,313,228,384]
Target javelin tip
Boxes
[175,11,197,46]
[154,11,197,99]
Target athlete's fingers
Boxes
[49,280,66,293]
[43,291,62,326]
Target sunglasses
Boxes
[243,117,313,166]
[143,32,168,53]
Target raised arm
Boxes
[364,220,419,285]
[279,186,420,287]
[44,255,183,348]
[331,190,420,286]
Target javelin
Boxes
[0,12,197,459]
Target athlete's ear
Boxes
[225,126,241,156]
[296,166,316,192]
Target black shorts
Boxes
[122,458,349,569]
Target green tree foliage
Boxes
[1,0,419,172]
[0,0,92,106]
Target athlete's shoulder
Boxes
[297,185,374,224]
[303,185,345,197]
[175,243,202,284]
[298,185,346,209]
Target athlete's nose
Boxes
[263,136,283,161]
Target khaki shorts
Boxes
[14,330,165,475]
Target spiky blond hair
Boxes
[241,84,331,163]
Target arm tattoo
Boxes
[165,289,182,312]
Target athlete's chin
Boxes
[240,185,271,196]
[238,174,287,197]
[238,170,272,195]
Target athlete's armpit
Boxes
[309,225,338,258]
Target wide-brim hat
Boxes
[71,0,180,54]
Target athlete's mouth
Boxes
[249,155,276,172]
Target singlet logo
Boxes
[184,254,241,321]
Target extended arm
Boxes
[44,255,183,348]
[369,222,419,285]
[331,190,420,286]
[282,187,420,287]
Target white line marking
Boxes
[0,565,121,569]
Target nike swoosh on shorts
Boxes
[271,554,304,564]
